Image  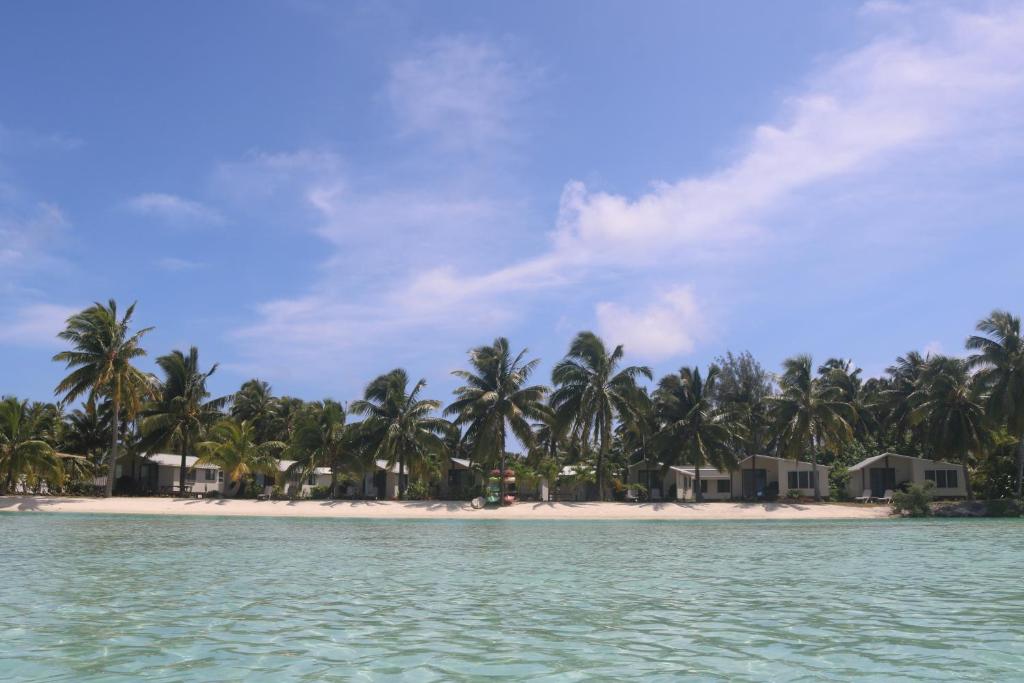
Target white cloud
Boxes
[125,192,223,226]
[0,202,68,272]
[596,287,706,361]
[234,3,1024,372]
[0,303,80,347]
[387,36,532,149]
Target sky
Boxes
[2,0,1024,405]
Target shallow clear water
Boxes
[1,514,1022,681]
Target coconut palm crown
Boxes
[53,300,155,497]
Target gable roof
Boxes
[669,466,731,480]
[144,453,219,470]
[277,459,332,476]
[735,454,831,470]
[848,452,961,472]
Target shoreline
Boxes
[0,496,893,520]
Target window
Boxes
[700,480,708,493]
[717,479,731,494]
[926,469,959,488]
[787,471,817,489]
[204,469,216,481]
[308,474,317,486]
[218,471,224,483]
[186,469,196,483]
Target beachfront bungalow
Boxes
[670,467,733,501]
[132,453,223,496]
[626,461,733,501]
[846,453,967,499]
[626,461,669,500]
[277,459,334,498]
[731,455,831,500]
[439,457,482,498]
[553,465,597,501]
[363,460,407,499]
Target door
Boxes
[869,468,896,498]
[742,469,768,498]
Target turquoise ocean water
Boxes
[1,514,1022,681]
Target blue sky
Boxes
[2,0,1023,404]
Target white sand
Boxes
[0,496,892,520]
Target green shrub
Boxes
[829,464,851,501]
[785,489,803,500]
[404,480,432,500]
[309,485,331,500]
[891,482,935,517]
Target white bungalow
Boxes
[670,467,733,501]
[137,453,223,496]
[731,455,831,500]
[626,461,733,501]
[363,459,407,499]
[277,459,333,498]
[553,465,596,501]
[439,457,482,498]
[846,452,967,499]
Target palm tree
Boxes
[141,347,227,492]
[231,379,279,443]
[350,369,449,499]
[53,300,155,497]
[818,358,879,441]
[550,331,651,500]
[194,419,283,494]
[967,310,1024,498]
[769,355,855,500]
[0,397,64,494]
[911,356,989,501]
[654,366,741,502]
[881,351,929,453]
[447,338,547,501]
[60,395,109,463]
[285,400,350,498]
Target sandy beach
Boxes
[0,496,892,520]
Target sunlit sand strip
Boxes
[0,496,892,520]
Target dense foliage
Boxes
[4,301,1024,502]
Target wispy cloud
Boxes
[387,35,534,150]
[0,303,79,347]
[125,192,224,226]
[0,202,68,273]
[233,3,1024,374]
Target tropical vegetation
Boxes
[1,301,1022,504]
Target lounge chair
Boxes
[878,489,895,504]
[625,489,639,503]
[854,488,874,503]
[256,485,273,501]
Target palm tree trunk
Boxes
[105,396,120,498]
[694,459,703,503]
[811,450,821,501]
[1016,438,1024,499]
[963,458,974,501]
[330,463,339,499]
[399,454,406,499]
[179,433,189,495]
[499,429,507,503]
[749,453,756,500]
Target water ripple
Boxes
[1,515,1022,681]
